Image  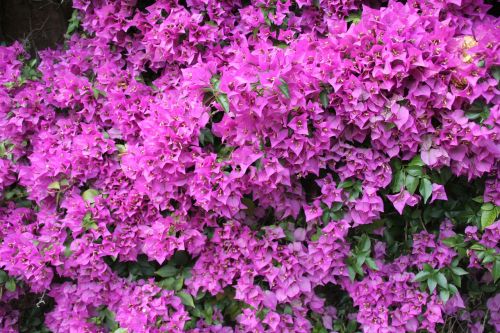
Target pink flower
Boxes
[387,190,419,215]
[430,184,448,203]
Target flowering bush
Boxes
[0,0,499,332]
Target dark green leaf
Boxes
[365,257,379,271]
[215,93,230,113]
[470,244,485,251]
[440,289,450,303]
[481,204,498,230]
[278,79,290,99]
[331,202,343,211]
[322,210,330,224]
[346,11,361,24]
[408,156,425,167]
[448,283,458,295]
[320,90,329,108]
[348,266,356,281]
[391,169,405,193]
[0,271,7,284]
[413,271,430,282]
[82,212,98,230]
[360,235,371,252]
[338,180,354,189]
[155,265,178,278]
[92,87,107,99]
[419,178,432,204]
[450,267,468,276]
[405,175,419,195]
[436,272,448,288]
[492,66,500,81]
[5,279,15,292]
[158,277,176,290]
[483,255,495,264]
[177,291,195,308]
[493,260,500,283]
[174,277,184,291]
[427,278,437,293]
[406,166,423,177]
[66,11,80,36]
[356,254,367,267]
[199,128,214,146]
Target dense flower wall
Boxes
[0,0,499,332]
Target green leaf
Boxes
[492,66,500,81]
[413,271,430,282]
[346,320,358,333]
[215,93,230,113]
[356,254,367,267]
[177,291,195,308]
[408,156,425,167]
[423,263,433,272]
[173,277,184,291]
[436,272,448,288]
[82,189,100,203]
[116,144,127,154]
[360,235,371,252]
[440,289,450,303]
[319,90,329,108]
[48,181,60,190]
[481,202,494,210]
[406,166,423,177]
[64,245,73,258]
[427,278,437,293]
[113,329,128,333]
[480,204,499,230]
[450,267,468,276]
[483,255,495,264]
[199,128,214,146]
[155,265,178,278]
[465,100,490,124]
[278,79,290,99]
[338,180,354,189]
[419,178,433,204]
[365,257,379,271]
[472,196,484,203]
[322,210,330,224]
[0,271,7,284]
[158,277,175,290]
[448,284,458,295]
[442,237,457,247]
[242,197,256,215]
[352,263,364,276]
[82,212,98,230]
[66,11,81,36]
[493,260,500,283]
[210,74,220,87]
[405,175,419,195]
[311,228,322,241]
[5,279,15,292]
[92,87,107,99]
[348,266,356,281]
[331,202,343,211]
[470,244,486,251]
[345,11,361,24]
[390,169,405,193]
[3,82,15,89]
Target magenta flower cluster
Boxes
[0,0,499,332]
